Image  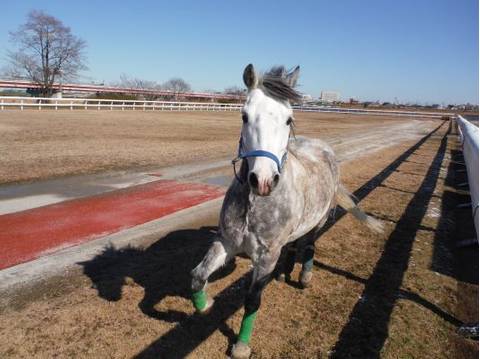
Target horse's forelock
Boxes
[259,66,301,103]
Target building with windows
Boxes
[319,91,340,103]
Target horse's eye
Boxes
[286,117,293,125]
[242,113,248,124]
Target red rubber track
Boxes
[0,180,225,270]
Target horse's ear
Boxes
[286,66,300,88]
[243,64,258,89]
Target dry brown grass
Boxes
[0,110,431,184]
[0,121,477,358]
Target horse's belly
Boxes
[288,201,331,241]
[288,154,337,241]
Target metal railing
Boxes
[0,96,452,118]
[0,79,243,101]
[456,115,479,237]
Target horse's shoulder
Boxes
[289,136,336,164]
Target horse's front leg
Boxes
[231,248,281,359]
[191,238,235,314]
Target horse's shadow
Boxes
[80,226,237,323]
[80,224,310,357]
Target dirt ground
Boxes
[0,110,438,184]
[0,116,477,358]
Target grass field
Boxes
[0,110,438,184]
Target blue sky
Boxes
[1,0,478,104]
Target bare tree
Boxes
[163,78,191,94]
[116,74,162,100]
[6,10,87,96]
[224,86,246,96]
[118,74,159,91]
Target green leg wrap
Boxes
[238,311,257,344]
[192,290,207,311]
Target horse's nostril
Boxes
[273,174,280,187]
[249,172,259,188]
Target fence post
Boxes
[1,98,4,110]
[70,101,73,110]
[97,100,100,110]
[111,101,113,110]
[21,99,24,111]
[84,100,87,110]
[38,99,41,111]
[122,102,125,111]
[133,102,136,111]
[143,102,146,111]
[55,100,58,111]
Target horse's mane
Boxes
[259,66,302,103]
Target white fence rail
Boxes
[456,115,479,237]
[0,96,242,112]
[293,105,451,118]
[0,96,452,118]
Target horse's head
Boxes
[239,64,301,196]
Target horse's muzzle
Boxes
[248,172,280,196]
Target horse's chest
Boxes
[220,188,293,250]
[248,201,292,239]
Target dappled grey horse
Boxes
[191,64,383,358]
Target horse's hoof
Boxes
[196,297,214,315]
[300,271,313,288]
[231,341,251,359]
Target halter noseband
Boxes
[231,137,288,184]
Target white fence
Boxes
[0,96,242,112]
[293,105,451,118]
[456,115,479,237]
[0,96,452,118]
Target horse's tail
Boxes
[335,184,384,233]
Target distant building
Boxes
[320,91,340,103]
[301,94,313,103]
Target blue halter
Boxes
[231,137,288,184]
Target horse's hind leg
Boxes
[299,243,315,288]
[191,239,235,314]
[232,248,281,359]
[277,243,296,282]
[299,218,327,288]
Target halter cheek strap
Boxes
[231,138,288,184]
